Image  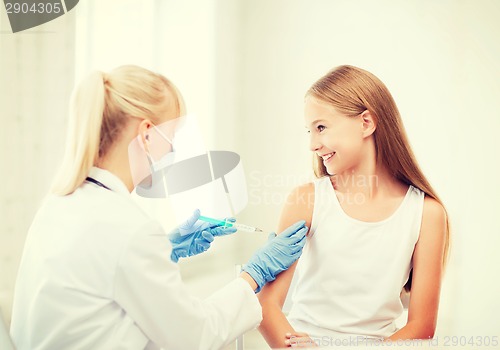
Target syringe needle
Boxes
[198,215,264,233]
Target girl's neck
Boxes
[331,164,402,199]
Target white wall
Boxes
[1,0,499,344]
[0,9,76,324]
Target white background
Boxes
[1,1,499,348]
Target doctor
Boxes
[10,65,308,350]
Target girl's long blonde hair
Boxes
[51,65,185,196]
[308,65,450,291]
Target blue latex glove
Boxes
[242,220,308,292]
[169,209,237,263]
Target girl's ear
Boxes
[360,110,376,138]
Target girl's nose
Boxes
[309,135,321,152]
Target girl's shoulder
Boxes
[414,195,447,261]
[422,196,447,229]
[279,182,316,233]
[290,181,316,194]
[284,177,332,217]
[286,181,316,208]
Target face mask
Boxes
[129,115,205,198]
[145,124,176,173]
[135,124,176,197]
[146,125,175,174]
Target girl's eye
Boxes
[317,125,325,132]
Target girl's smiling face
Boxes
[304,96,369,176]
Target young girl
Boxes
[258,65,449,347]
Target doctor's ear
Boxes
[360,110,376,138]
[138,119,153,146]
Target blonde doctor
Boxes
[10,65,308,350]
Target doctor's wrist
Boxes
[239,272,258,292]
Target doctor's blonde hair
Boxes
[308,65,450,292]
[51,65,185,195]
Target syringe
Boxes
[199,215,263,233]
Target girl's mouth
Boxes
[322,152,335,164]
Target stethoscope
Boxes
[85,177,112,191]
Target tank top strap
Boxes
[309,177,334,237]
[402,185,426,245]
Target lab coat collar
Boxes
[87,167,131,195]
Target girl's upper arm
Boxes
[406,196,447,336]
[258,182,315,307]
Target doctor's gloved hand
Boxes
[242,220,308,293]
[168,209,237,263]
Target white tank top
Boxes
[287,177,425,340]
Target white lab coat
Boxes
[10,167,262,350]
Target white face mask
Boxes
[129,122,178,197]
[145,124,176,173]
[129,115,207,198]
